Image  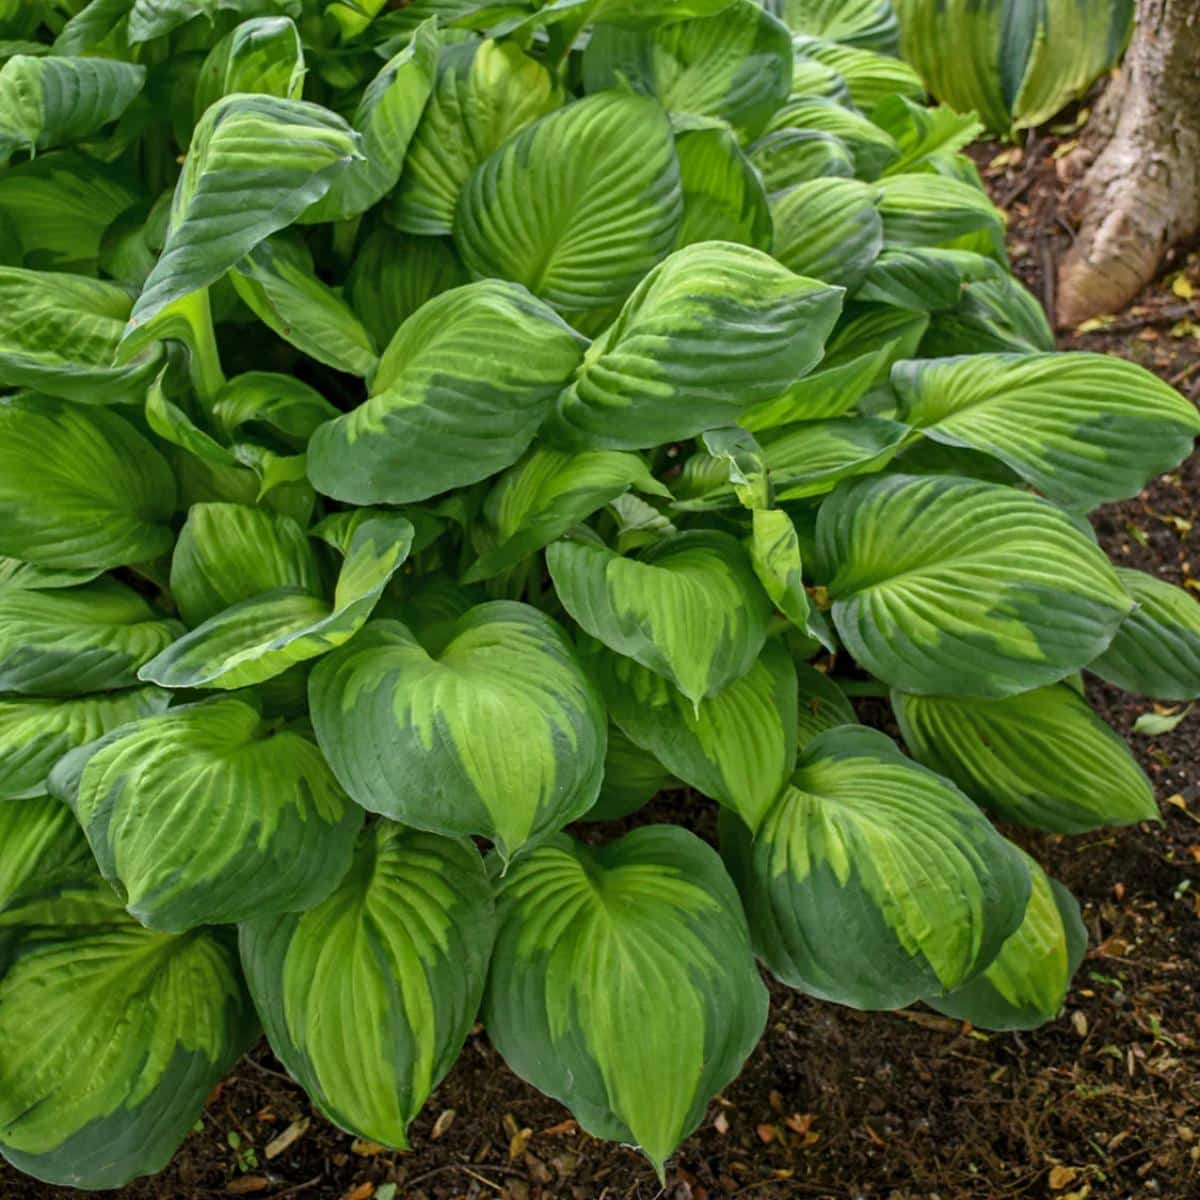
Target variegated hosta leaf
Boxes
[310,603,606,860]
[211,370,339,448]
[0,796,92,909]
[582,0,792,140]
[1090,569,1200,700]
[455,91,682,332]
[789,56,853,104]
[308,280,584,506]
[0,875,258,1190]
[0,558,102,591]
[484,826,768,1174]
[794,38,924,111]
[50,696,363,932]
[547,530,772,705]
[673,118,773,251]
[771,177,883,291]
[747,128,855,196]
[795,662,855,747]
[922,270,1054,357]
[721,725,1030,1008]
[583,636,797,830]
[928,853,1087,1031]
[818,474,1134,697]
[761,95,899,179]
[750,507,810,629]
[766,0,899,52]
[893,353,1200,511]
[346,228,467,350]
[0,579,183,697]
[0,687,168,801]
[892,684,1158,834]
[127,0,301,44]
[169,502,323,627]
[546,241,843,450]
[139,513,413,689]
[762,416,908,501]
[230,237,379,377]
[876,172,1004,251]
[463,446,669,584]
[0,54,145,165]
[873,95,983,176]
[0,268,161,402]
[0,396,175,571]
[302,22,438,223]
[198,15,305,110]
[124,93,361,336]
[239,823,495,1149]
[587,724,676,821]
[857,246,984,312]
[390,37,561,237]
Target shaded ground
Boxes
[6,115,1200,1200]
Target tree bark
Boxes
[1056,0,1200,328]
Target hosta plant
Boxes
[0,0,1197,1190]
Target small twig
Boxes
[270,1176,321,1199]
[400,1162,527,1191]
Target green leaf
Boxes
[346,228,467,350]
[763,416,908,500]
[876,172,1004,250]
[818,474,1134,697]
[127,0,300,44]
[584,636,797,830]
[308,279,583,506]
[893,353,1200,511]
[0,687,168,802]
[170,502,323,627]
[0,579,183,697]
[549,530,771,705]
[766,0,899,52]
[145,369,239,471]
[125,93,361,336]
[872,95,982,176]
[0,396,175,571]
[231,236,379,376]
[50,697,362,932]
[302,22,438,223]
[309,603,606,860]
[239,823,495,1149]
[927,853,1087,1031]
[390,36,560,237]
[1090,569,1200,701]
[673,117,773,251]
[211,370,339,448]
[794,663,855,747]
[484,825,767,1175]
[746,128,855,196]
[921,271,1053,356]
[794,37,923,111]
[892,684,1159,834]
[545,242,843,450]
[761,95,898,179]
[455,91,682,332]
[463,446,669,584]
[586,724,676,821]
[0,558,102,592]
[0,268,161,403]
[0,877,257,1190]
[213,15,305,104]
[582,0,792,141]
[770,177,883,291]
[857,247,975,311]
[721,725,1030,1007]
[750,507,810,628]
[0,54,145,165]
[0,796,92,910]
[139,513,413,689]
[1132,707,1191,736]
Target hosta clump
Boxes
[0,0,1197,1189]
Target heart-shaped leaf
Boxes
[546,241,843,450]
[926,852,1087,1031]
[0,579,184,696]
[310,602,606,860]
[892,683,1158,833]
[548,530,772,704]
[583,635,797,829]
[0,874,257,1190]
[770,177,883,291]
[818,474,1133,697]
[240,823,495,1149]
[673,118,772,250]
[721,725,1030,1008]
[50,696,363,932]
[308,279,584,506]
[893,353,1200,511]
[455,91,682,332]
[484,825,767,1175]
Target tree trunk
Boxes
[1056,0,1200,328]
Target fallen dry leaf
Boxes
[225,1177,269,1195]
[431,1108,455,1140]
[756,1123,778,1144]
[350,1139,386,1158]
[1049,1164,1079,1190]
[541,1118,578,1137]
[508,1125,533,1161]
[264,1117,309,1160]
[342,1183,374,1200]
[713,1111,730,1136]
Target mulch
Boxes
[5,100,1199,1200]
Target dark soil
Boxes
[6,112,1199,1200]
